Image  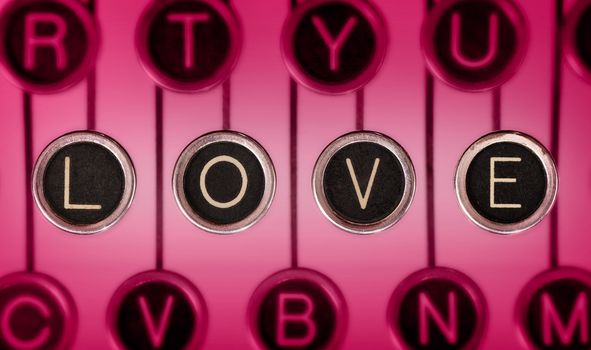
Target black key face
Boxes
[388,268,487,350]
[0,0,98,92]
[183,142,265,225]
[136,0,241,92]
[455,132,557,234]
[0,272,76,350]
[174,132,276,234]
[466,142,546,224]
[314,132,415,234]
[282,0,387,93]
[33,132,136,234]
[43,142,125,226]
[324,142,405,224]
[107,271,207,350]
[422,0,527,91]
[248,269,347,350]
[517,268,591,350]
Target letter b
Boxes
[276,293,317,347]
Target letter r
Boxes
[25,13,68,71]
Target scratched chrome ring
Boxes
[173,131,276,235]
[32,131,136,235]
[312,131,416,235]
[454,131,558,235]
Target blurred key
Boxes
[107,270,207,350]
[387,267,487,350]
[135,0,241,92]
[281,0,387,94]
[0,0,98,93]
[0,272,76,350]
[422,0,528,91]
[516,267,591,349]
[248,268,347,350]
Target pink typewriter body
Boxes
[0,0,590,349]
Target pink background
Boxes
[0,0,590,348]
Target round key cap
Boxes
[516,267,591,350]
[281,0,387,94]
[0,272,77,350]
[313,131,415,234]
[135,0,241,92]
[564,0,591,83]
[387,267,487,350]
[33,131,136,234]
[0,0,99,93]
[107,270,207,350]
[421,0,528,91]
[455,131,557,234]
[248,268,347,350]
[173,131,276,234]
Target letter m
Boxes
[542,292,589,346]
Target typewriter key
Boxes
[281,0,387,94]
[421,0,528,91]
[516,267,591,350]
[107,270,207,350]
[33,132,136,234]
[135,0,241,92]
[387,267,487,350]
[248,268,347,350]
[564,0,591,83]
[455,131,557,234]
[313,132,415,234]
[173,131,276,234]
[0,0,99,93]
[0,272,76,350]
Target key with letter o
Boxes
[173,131,276,234]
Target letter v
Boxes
[346,158,380,210]
[138,295,175,348]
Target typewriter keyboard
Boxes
[0,0,590,348]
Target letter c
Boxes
[1,295,51,350]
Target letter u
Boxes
[450,12,499,68]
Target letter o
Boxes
[199,155,248,209]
